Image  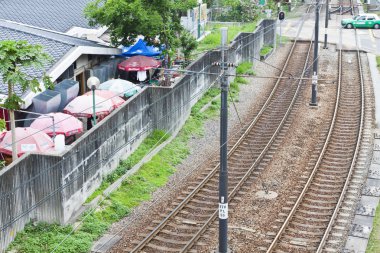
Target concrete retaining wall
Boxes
[0,19,276,252]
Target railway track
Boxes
[126,40,313,253]
[264,31,366,253]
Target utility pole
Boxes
[311,0,319,106]
[219,27,229,253]
[323,0,329,49]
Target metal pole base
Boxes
[309,102,318,107]
[323,34,328,49]
[214,249,232,253]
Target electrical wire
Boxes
[48,74,223,252]
[88,39,321,252]
[0,17,320,251]
[0,38,323,201]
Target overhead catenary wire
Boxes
[83,6,320,251]
[0,34,322,210]
[0,18,320,251]
[0,41,324,199]
[88,39,321,252]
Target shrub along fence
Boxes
[0,19,276,252]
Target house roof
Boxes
[0,0,96,33]
[0,20,117,98]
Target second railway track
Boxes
[265,36,366,252]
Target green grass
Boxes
[236,62,254,75]
[376,56,380,71]
[277,34,291,46]
[260,45,273,56]
[367,203,380,252]
[85,130,169,203]
[195,22,258,55]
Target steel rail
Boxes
[130,6,313,252]
[266,29,364,253]
[265,47,342,253]
[129,43,299,252]
[179,41,314,253]
[316,28,365,253]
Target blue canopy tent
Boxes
[121,39,161,57]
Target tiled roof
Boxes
[0,20,103,96]
[0,0,96,32]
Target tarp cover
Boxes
[32,89,61,114]
[122,39,161,57]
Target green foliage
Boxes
[260,45,273,56]
[0,119,5,131]
[214,0,259,22]
[85,0,197,62]
[180,31,198,62]
[376,56,380,69]
[9,223,93,253]
[236,62,254,75]
[0,40,52,110]
[367,202,380,252]
[196,22,257,53]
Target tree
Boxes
[0,40,52,161]
[85,0,198,59]
[218,0,259,22]
[180,31,198,64]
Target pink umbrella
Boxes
[118,55,161,71]
[30,112,83,137]
[0,127,54,157]
[84,90,125,109]
[63,94,114,118]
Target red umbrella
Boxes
[30,112,83,137]
[63,94,114,118]
[84,90,125,109]
[118,55,161,71]
[0,127,54,157]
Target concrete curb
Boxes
[344,53,380,253]
[367,53,380,127]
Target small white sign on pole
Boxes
[219,203,228,219]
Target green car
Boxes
[341,14,380,29]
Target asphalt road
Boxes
[280,10,380,54]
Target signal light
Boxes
[279,11,285,21]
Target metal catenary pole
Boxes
[311,0,319,106]
[323,0,329,49]
[219,27,229,253]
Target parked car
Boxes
[341,13,380,29]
